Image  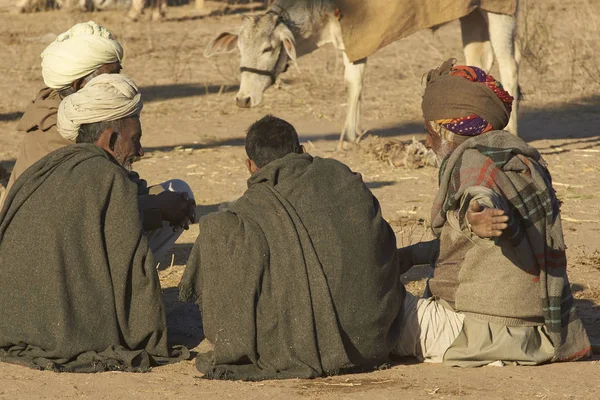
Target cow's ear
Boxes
[275,25,296,61]
[204,32,239,57]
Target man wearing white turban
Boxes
[2,21,122,206]
[2,22,196,261]
[0,73,192,373]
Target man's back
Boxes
[250,153,404,350]
[1,88,72,208]
[256,154,403,330]
[180,153,405,380]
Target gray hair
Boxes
[76,119,123,145]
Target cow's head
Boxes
[204,13,297,108]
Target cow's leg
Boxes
[79,0,94,11]
[460,9,494,72]
[151,0,167,21]
[486,11,519,135]
[341,52,367,144]
[127,0,145,21]
[16,0,33,12]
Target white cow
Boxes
[205,0,520,143]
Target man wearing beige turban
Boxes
[0,74,191,372]
[1,21,122,207]
[2,21,196,261]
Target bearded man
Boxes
[0,74,190,372]
[1,21,195,260]
[394,59,591,366]
[2,21,123,199]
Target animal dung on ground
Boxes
[358,136,436,169]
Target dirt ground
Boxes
[1,0,600,398]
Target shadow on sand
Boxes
[140,83,239,103]
[141,94,600,154]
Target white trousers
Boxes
[393,292,465,363]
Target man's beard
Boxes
[435,153,444,168]
[434,138,455,168]
[113,144,134,172]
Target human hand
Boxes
[466,200,509,238]
[156,191,197,230]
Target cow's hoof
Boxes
[151,10,166,22]
[336,141,355,152]
[126,11,141,22]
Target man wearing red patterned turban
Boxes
[393,59,591,366]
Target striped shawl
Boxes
[431,131,591,362]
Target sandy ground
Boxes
[1,0,600,398]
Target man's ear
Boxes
[300,144,306,154]
[94,128,117,154]
[108,131,119,151]
[204,32,239,57]
[246,159,260,175]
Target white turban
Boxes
[57,74,143,141]
[41,21,124,90]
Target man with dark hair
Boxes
[244,115,302,169]
[180,114,405,380]
[0,74,190,372]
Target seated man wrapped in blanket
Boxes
[179,115,408,380]
[0,21,195,261]
[0,74,189,372]
[393,59,592,366]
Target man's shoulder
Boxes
[310,155,357,176]
[310,156,366,186]
[48,145,127,182]
[17,87,61,133]
[311,155,347,168]
[199,207,259,237]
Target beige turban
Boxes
[57,74,143,141]
[41,21,123,90]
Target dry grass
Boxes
[358,136,436,169]
[389,215,429,246]
[578,250,600,271]
[517,0,553,76]
[517,0,600,98]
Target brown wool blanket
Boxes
[336,0,517,62]
[180,153,405,380]
[0,144,187,372]
[431,131,591,362]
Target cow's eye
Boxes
[262,46,274,53]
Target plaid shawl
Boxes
[431,131,591,362]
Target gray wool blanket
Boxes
[0,144,188,372]
[180,153,405,380]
